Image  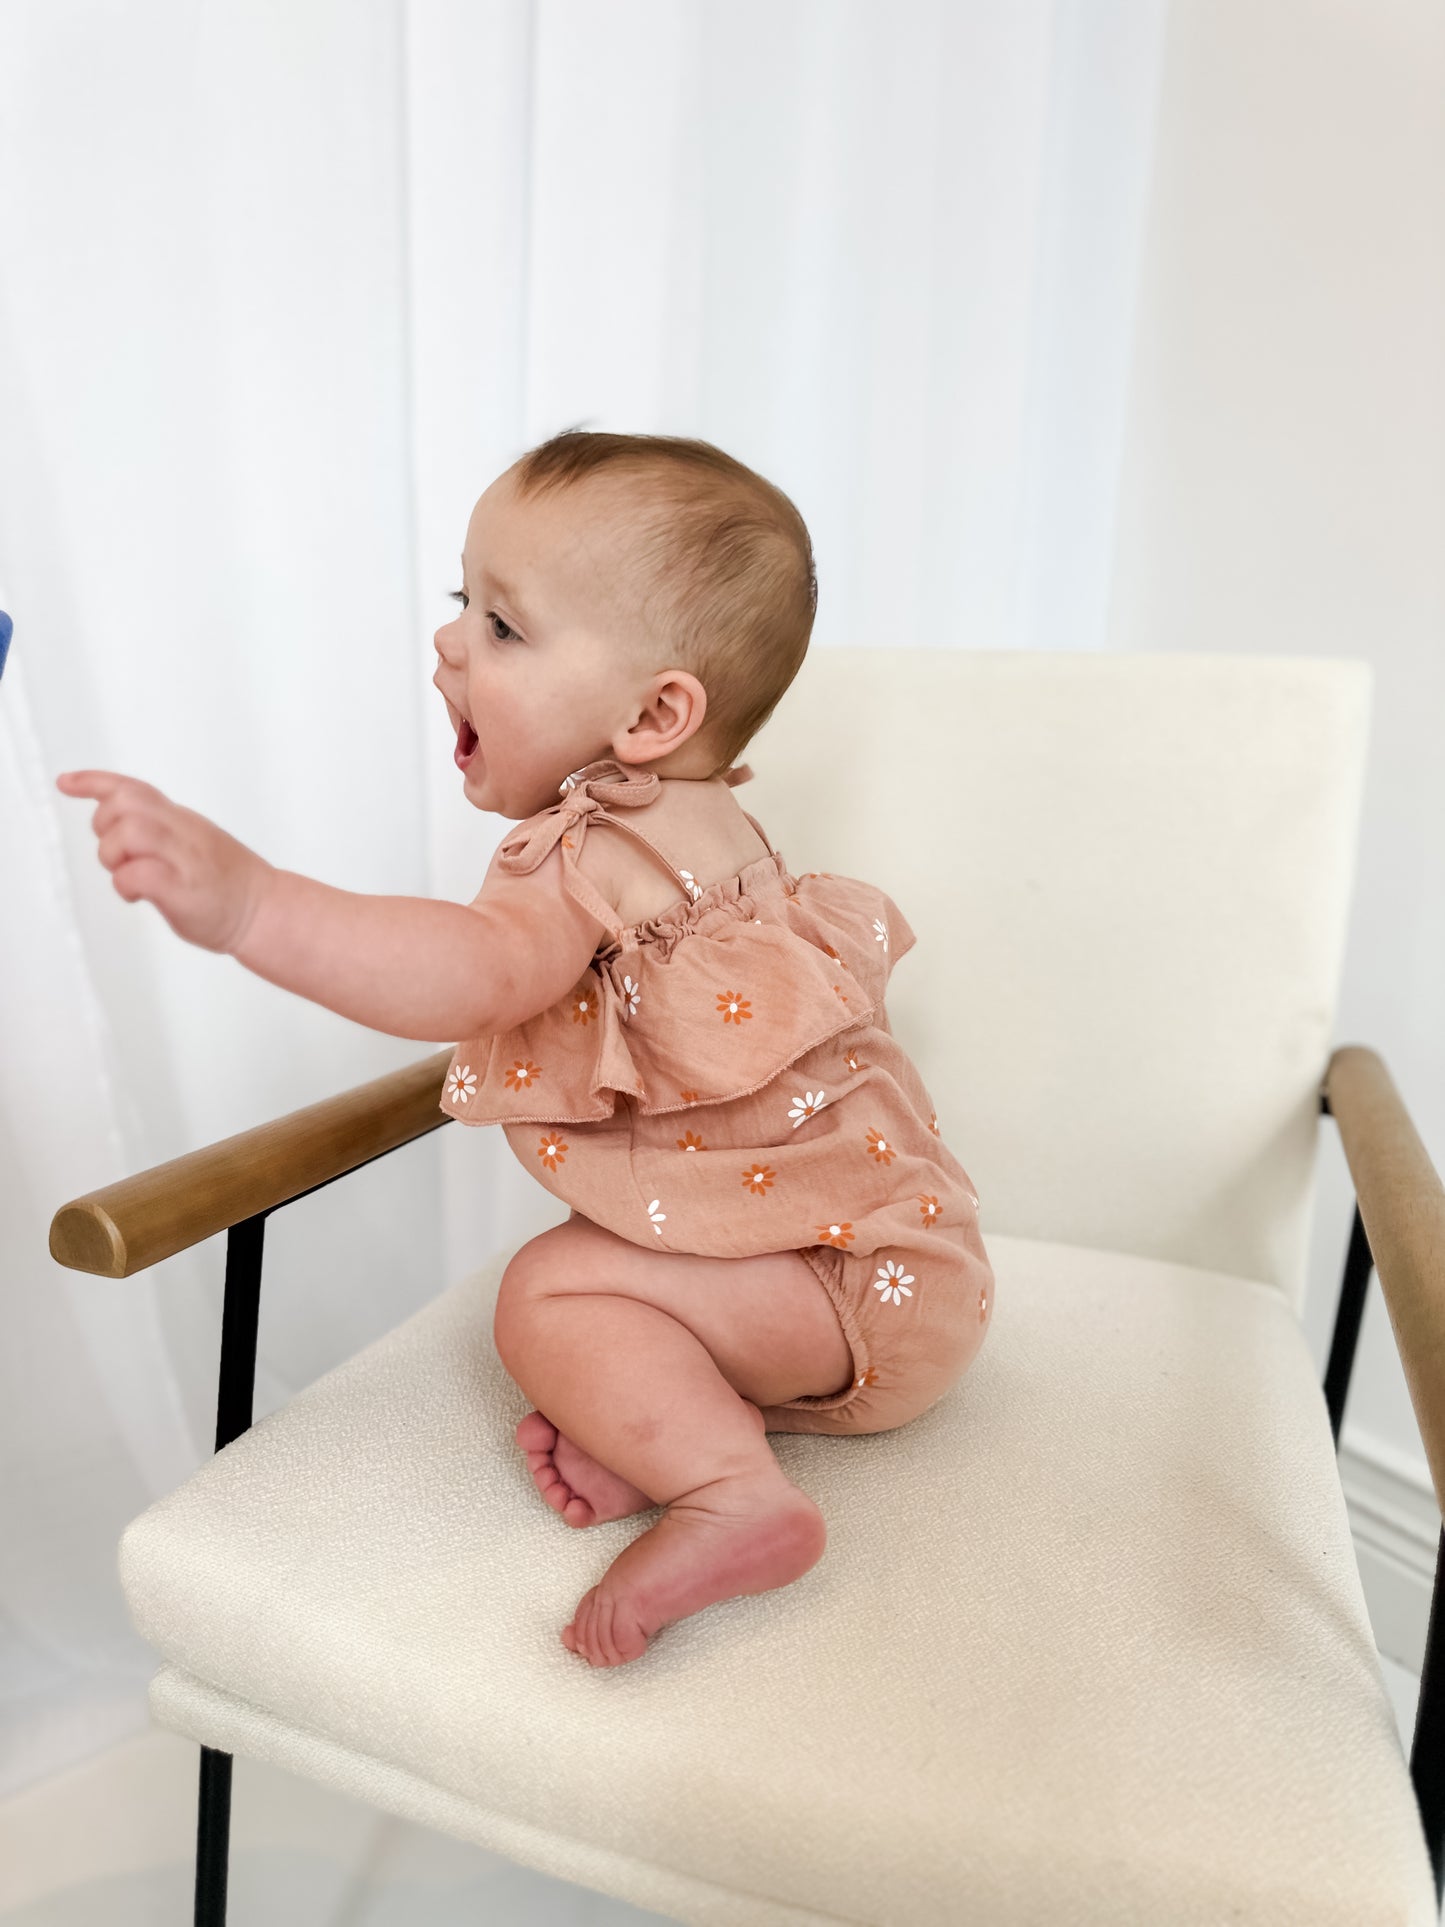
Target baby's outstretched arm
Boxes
[55,768,499,1042]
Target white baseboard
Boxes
[1341,1423,1442,1674]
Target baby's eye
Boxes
[448,590,517,642]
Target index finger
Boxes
[56,770,127,799]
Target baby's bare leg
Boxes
[493,1217,853,1666]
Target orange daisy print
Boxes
[717,990,752,1023]
[504,1059,542,1090]
[832,985,848,1004]
[816,1221,855,1248]
[677,1129,706,1152]
[570,985,598,1025]
[844,1048,860,1073]
[855,1366,880,1389]
[742,1164,775,1195]
[679,1089,700,1103]
[917,1193,941,1227]
[537,1132,568,1171]
[865,1127,896,1165]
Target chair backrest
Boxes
[745,649,1372,1315]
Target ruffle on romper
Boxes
[439,758,916,1128]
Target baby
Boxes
[57,429,993,1669]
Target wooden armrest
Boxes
[49,1047,456,1279]
[1322,1045,1445,1512]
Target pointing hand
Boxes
[55,769,274,955]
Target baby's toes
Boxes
[589,1591,649,1668]
[563,1586,646,1667]
[516,1410,558,1454]
[517,1441,566,1510]
[562,1587,596,1659]
[571,1587,624,1666]
[530,1461,571,1514]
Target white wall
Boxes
[1108,0,1445,1661]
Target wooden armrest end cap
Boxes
[50,1203,127,1278]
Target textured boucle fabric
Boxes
[119,1234,1435,1925]
[439,757,993,1435]
[729,650,1374,1318]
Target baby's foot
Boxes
[515,1411,655,1527]
[561,1468,826,1667]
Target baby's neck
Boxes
[631,751,724,782]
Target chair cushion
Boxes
[119,1238,1435,1925]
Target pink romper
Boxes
[439,757,994,1436]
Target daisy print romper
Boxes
[440,757,994,1436]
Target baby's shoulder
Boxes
[460,813,619,1032]
[583,791,770,931]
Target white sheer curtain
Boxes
[0,0,1167,1796]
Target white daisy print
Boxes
[646,1198,667,1236]
[873,916,889,951]
[679,869,704,903]
[874,1260,914,1306]
[445,1064,476,1104]
[620,974,642,1018]
[788,1090,828,1128]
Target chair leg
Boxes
[1411,1531,1445,1907]
[190,1217,263,1924]
[195,1746,232,1926]
[1323,1201,1373,1449]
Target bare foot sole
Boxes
[516,1404,767,1528]
[560,1468,826,1667]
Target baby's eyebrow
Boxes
[459,552,531,620]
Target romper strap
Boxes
[736,806,777,859]
[591,800,779,890]
[493,803,630,941]
[494,757,774,940]
[584,808,700,901]
[493,758,687,941]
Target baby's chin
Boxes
[462,761,565,823]
[457,753,499,812]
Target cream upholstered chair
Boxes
[50,651,1445,1925]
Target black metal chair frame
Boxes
[179,1091,1444,1925]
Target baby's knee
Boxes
[493,1235,561,1357]
[494,1217,624,1347]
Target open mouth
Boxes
[454,714,479,769]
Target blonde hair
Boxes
[509,428,817,779]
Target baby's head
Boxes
[433,429,817,821]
